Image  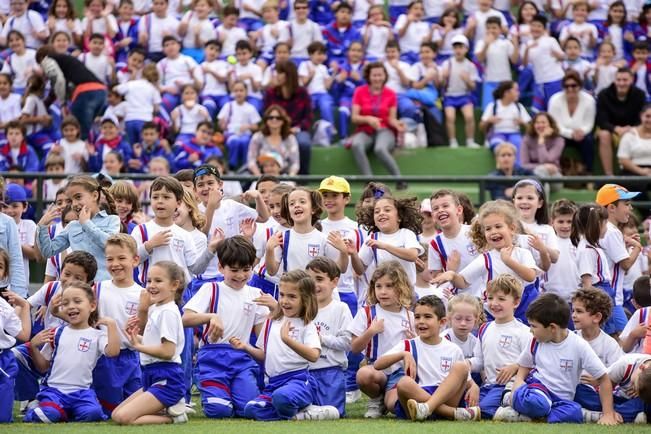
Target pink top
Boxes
[520,135,565,170]
[352,84,397,135]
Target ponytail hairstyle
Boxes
[63,280,99,327]
[570,203,608,247]
[274,270,318,324]
[151,261,187,306]
[180,189,206,230]
[280,187,323,230]
[67,175,118,215]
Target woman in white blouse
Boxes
[548,71,596,174]
[617,104,651,206]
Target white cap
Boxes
[420,198,432,213]
[450,34,469,47]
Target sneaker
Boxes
[172,413,188,424]
[494,406,531,422]
[167,398,187,417]
[582,408,602,423]
[406,399,430,421]
[364,396,386,418]
[293,405,340,420]
[634,412,647,424]
[500,391,512,407]
[449,140,459,149]
[455,406,481,421]
[185,404,197,415]
[19,401,28,416]
[346,389,362,404]
[467,141,482,149]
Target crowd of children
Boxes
[0,165,650,426]
[0,0,649,179]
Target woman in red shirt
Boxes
[351,62,406,189]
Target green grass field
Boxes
[5,397,651,433]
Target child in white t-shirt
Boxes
[465,0,508,45]
[298,42,335,129]
[558,1,598,59]
[199,40,231,119]
[0,74,22,143]
[218,81,261,170]
[178,0,215,62]
[230,40,264,112]
[2,184,37,285]
[137,0,180,61]
[50,116,89,173]
[158,36,200,117]
[215,5,248,57]
[0,0,49,48]
[0,30,37,93]
[78,33,115,84]
[544,200,580,301]
[394,1,430,64]
[289,0,324,62]
[362,5,394,61]
[253,2,290,68]
[115,63,162,145]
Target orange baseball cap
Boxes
[595,184,639,206]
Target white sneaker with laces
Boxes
[172,413,188,424]
[454,406,481,421]
[467,141,482,149]
[364,396,386,418]
[634,412,647,424]
[582,408,602,423]
[167,398,187,417]
[406,399,430,421]
[293,405,340,420]
[345,389,362,404]
[493,406,531,422]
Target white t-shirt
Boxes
[431,27,464,56]
[232,62,263,99]
[600,222,629,305]
[384,59,416,94]
[362,24,392,60]
[1,11,48,48]
[158,54,197,88]
[384,337,465,385]
[427,225,482,298]
[410,61,438,83]
[185,281,268,346]
[619,306,650,354]
[423,0,447,18]
[78,52,113,85]
[559,22,598,58]
[52,18,83,38]
[0,297,21,349]
[130,220,200,283]
[256,316,321,378]
[481,100,530,133]
[592,63,619,95]
[441,57,480,96]
[623,247,648,290]
[359,228,423,284]
[21,94,48,135]
[460,247,539,299]
[289,19,323,58]
[618,130,651,167]
[0,93,21,125]
[58,138,88,174]
[474,37,513,82]
[321,217,363,294]
[257,20,291,55]
[470,319,531,385]
[17,219,36,284]
[115,79,161,122]
[527,36,564,84]
[576,329,622,368]
[180,12,215,49]
[81,14,118,38]
[271,228,344,276]
[608,353,651,398]
[543,237,580,301]
[240,0,266,20]
[218,100,261,135]
[200,59,230,96]
[517,331,608,400]
[471,9,507,43]
[352,0,384,21]
[96,280,144,349]
[311,299,353,370]
[521,221,560,269]
[215,25,248,57]
[577,239,612,285]
[394,15,430,54]
[0,49,36,89]
[441,328,478,359]
[298,61,331,95]
[42,326,107,393]
[138,13,179,53]
[140,301,184,365]
[28,281,67,329]
[348,304,415,362]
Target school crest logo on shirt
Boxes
[401,319,410,329]
[290,328,300,340]
[440,356,453,372]
[308,244,320,257]
[498,335,513,348]
[466,243,477,256]
[243,302,254,315]
[124,302,138,316]
[77,337,92,352]
[560,359,574,372]
[172,239,184,252]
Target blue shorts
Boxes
[394,385,438,420]
[243,369,314,421]
[443,94,473,109]
[0,349,18,423]
[385,367,405,391]
[603,305,628,335]
[311,366,346,416]
[141,362,185,407]
[92,349,142,415]
[24,386,106,423]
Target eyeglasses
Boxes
[266,115,282,121]
[563,83,579,89]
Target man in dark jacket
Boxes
[596,67,646,175]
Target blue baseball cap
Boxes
[5,183,27,204]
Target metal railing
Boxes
[4,172,651,217]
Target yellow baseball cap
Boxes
[319,176,350,194]
[595,184,640,206]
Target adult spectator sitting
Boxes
[617,104,651,205]
[350,61,407,190]
[548,71,596,174]
[247,105,300,176]
[35,44,108,141]
[596,67,646,175]
[520,112,564,181]
[263,60,312,175]
[486,142,534,200]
